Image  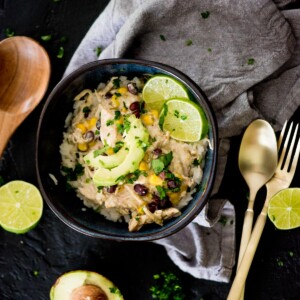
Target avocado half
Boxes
[50,270,124,300]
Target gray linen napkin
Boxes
[65,0,300,282]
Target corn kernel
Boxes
[88,140,97,147]
[111,95,120,107]
[106,147,115,155]
[118,87,128,94]
[141,114,154,126]
[77,143,88,152]
[167,192,181,205]
[76,123,87,133]
[139,161,148,171]
[150,109,159,119]
[137,206,145,214]
[121,107,127,113]
[115,115,124,125]
[149,174,163,186]
[86,117,97,129]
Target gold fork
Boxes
[227,121,300,300]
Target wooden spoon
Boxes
[0,36,50,157]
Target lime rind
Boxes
[159,98,208,142]
[267,188,300,230]
[142,75,189,111]
[0,180,43,234]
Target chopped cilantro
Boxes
[95,46,102,57]
[151,152,173,174]
[201,11,210,19]
[82,106,91,114]
[156,186,167,200]
[160,34,166,41]
[5,28,15,37]
[57,46,64,58]
[123,118,131,133]
[218,215,227,226]
[247,58,255,65]
[113,141,124,153]
[113,78,121,88]
[150,271,185,300]
[106,119,114,126]
[61,164,84,181]
[276,259,284,267]
[185,39,193,46]
[192,158,202,166]
[180,115,188,120]
[114,110,121,120]
[174,110,180,118]
[40,35,52,41]
[208,48,212,52]
[95,130,100,135]
[114,92,121,97]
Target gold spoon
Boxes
[0,36,50,157]
[236,119,277,299]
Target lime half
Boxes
[142,75,189,111]
[160,98,208,142]
[0,180,43,234]
[268,188,300,230]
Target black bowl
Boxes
[36,59,218,241]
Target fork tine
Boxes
[282,123,299,171]
[289,125,300,174]
[277,120,287,149]
[278,121,293,169]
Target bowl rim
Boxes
[36,58,218,241]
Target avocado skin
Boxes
[50,270,123,300]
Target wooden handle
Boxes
[227,206,268,300]
[236,208,254,300]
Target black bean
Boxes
[96,120,101,130]
[84,112,90,118]
[106,185,117,193]
[133,110,140,118]
[159,197,171,209]
[148,202,158,213]
[153,148,162,157]
[151,194,160,203]
[167,179,178,189]
[127,82,138,95]
[159,171,166,180]
[105,92,113,99]
[129,101,140,112]
[83,131,95,142]
[134,184,148,196]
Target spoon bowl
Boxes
[0,36,50,156]
[236,119,277,299]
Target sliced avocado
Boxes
[84,146,129,169]
[92,115,149,186]
[50,270,123,300]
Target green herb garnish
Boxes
[114,110,121,120]
[5,28,15,37]
[156,186,167,199]
[208,48,212,52]
[247,58,255,65]
[106,119,114,126]
[82,106,91,114]
[95,46,102,57]
[113,78,121,88]
[57,46,64,58]
[40,35,52,41]
[160,34,166,41]
[201,11,210,19]
[151,152,173,174]
[185,39,193,46]
[150,271,185,300]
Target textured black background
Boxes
[0,1,300,299]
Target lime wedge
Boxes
[0,180,43,234]
[268,188,300,230]
[142,75,189,111]
[159,98,208,142]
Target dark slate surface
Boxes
[0,1,300,299]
